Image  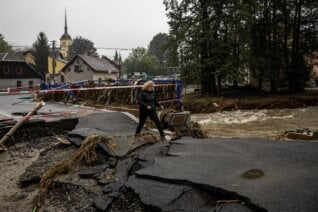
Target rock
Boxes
[95,168,116,185]
[102,182,123,194]
[93,196,114,211]
[286,132,313,140]
[67,135,84,147]
[79,164,108,179]
[108,157,117,167]
[102,158,132,194]
[107,191,121,199]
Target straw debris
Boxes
[32,134,115,208]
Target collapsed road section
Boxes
[1,110,317,211]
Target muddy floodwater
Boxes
[191,106,318,139]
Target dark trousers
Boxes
[135,110,165,137]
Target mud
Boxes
[0,140,45,211]
[183,94,318,113]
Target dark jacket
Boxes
[138,90,161,111]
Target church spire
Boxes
[60,8,72,41]
[60,8,72,60]
[64,8,68,35]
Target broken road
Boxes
[0,95,317,211]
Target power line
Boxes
[10,45,32,48]
[11,45,132,51]
[95,47,132,51]
[51,40,57,83]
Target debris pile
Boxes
[283,128,318,140]
[0,118,78,147]
[37,84,177,108]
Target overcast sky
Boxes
[0,0,169,59]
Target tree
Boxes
[148,33,172,66]
[0,34,13,53]
[248,0,314,93]
[69,36,98,59]
[165,0,316,94]
[33,32,50,77]
[114,50,119,62]
[165,0,231,96]
[122,47,160,77]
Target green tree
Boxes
[165,0,230,95]
[122,47,160,77]
[249,0,314,93]
[165,0,316,94]
[33,32,50,77]
[0,34,13,53]
[114,50,119,62]
[69,36,98,59]
[148,33,172,66]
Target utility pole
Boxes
[51,40,57,84]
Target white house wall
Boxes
[0,78,42,89]
[63,59,93,82]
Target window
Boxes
[17,81,22,88]
[98,78,102,84]
[76,58,80,64]
[16,66,22,74]
[61,75,65,83]
[29,81,34,88]
[3,66,10,74]
[74,65,83,73]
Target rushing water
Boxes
[191,106,318,139]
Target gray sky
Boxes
[0,0,169,59]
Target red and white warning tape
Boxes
[0,84,176,95]
[38,84,176,93]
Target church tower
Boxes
[60,9,72,60]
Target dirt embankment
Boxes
[183,92,318,113]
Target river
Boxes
[191,106,318,139]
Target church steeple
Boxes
[60,8,72,41]
[60,8,72,60]
[64,8,68,35]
